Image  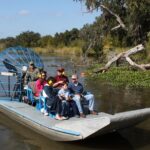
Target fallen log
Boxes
[93,44,150,73]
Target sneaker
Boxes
[55,114,63,120]
[90,111,98,115]
[61,116,69,120]
[44,112,49,116]
[40,108,44,113]
[80,113,86,118]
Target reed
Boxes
[34,46,82,56]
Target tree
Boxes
[2,37,17,48]
[16,31,41,47]
[75,0,150,45]
[39,35,54,47]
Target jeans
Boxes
[73,93,95,113]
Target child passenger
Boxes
[58,82,79,118]
[41,77,68,120]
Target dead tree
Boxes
[93,44,150,73]
[83,4,127,31]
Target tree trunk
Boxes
[93,44,149,73]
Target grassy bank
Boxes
[88,66,150,88]
[34,46,82,56]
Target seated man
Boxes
[68,74,98,118]
[24,61,40,85]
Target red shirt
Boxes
[34,79,46,97]
[54,75,69,88]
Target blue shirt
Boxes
[68,82,84,94]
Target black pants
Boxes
[66,100,79,117]
[46,96,62,114]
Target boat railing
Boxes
[0,72,22,101]
[26,87,44,110]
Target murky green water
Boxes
[0,55,150,150]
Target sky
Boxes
[0,0,100,38]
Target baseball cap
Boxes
[57,67,64,72]
[29,61,34,65]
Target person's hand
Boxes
[60,94,65,97]
[58,81,64,84]
[66,96,72,101]
[75,94,81,97]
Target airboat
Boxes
[0,46,150,141]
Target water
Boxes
[0,55,150,150]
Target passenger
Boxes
[34,71,47,97]
[58,82,79,118]
[53,67,69,89]
[24,61,40,85]
[41,76,68,120]
[40,76,57,116]
[68,74,98,118]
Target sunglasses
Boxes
[72,78,77,80]
[41,74,46,77]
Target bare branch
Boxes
[125,57,146,71]
[111,25,121,31]
[100,4,127,31]
[93,44,148,73]
[82,4,127,31]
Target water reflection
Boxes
[0,113,134,150]
[85,79,150,114]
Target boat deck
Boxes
[0,100,111,141]
[1,100,149,141]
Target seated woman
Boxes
[58,82,79,118]
[26,71,47,106]
[34,71,47,97]
[41,76,68,120]
[53,67,69,89]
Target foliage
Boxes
[80,21,104,59]
[0,28,82,52]
[90,66,150,87]
[0,0,150,61]
[75,0,150,46]
[38,35,54,48]
[16,31,41,47]
[53,28,80,47]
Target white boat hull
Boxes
[0,100,150,141]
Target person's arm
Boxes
[58,89,66,100]
[65,91,71,101]
[53,80,64,87]
[78,83,84,94]
[24,71,30,85]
